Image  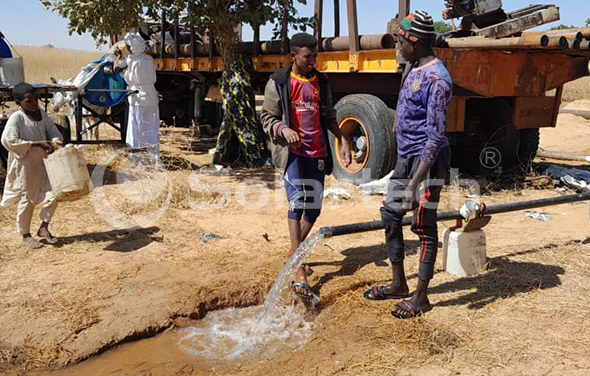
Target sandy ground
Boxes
[1,102,590,376]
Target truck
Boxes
[144,0,590,183]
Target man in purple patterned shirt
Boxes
[363,11,452,319]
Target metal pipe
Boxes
[189,3,195,60]
[261,41,284,54]
[542,36,569,49]
[208,32,214,69]
[322,33,395,51]
[84,89,137,93]
[319,192,590,237]
[314,0,323,51]
[523,30,583,41]
[194,84,203,122]
[334,0,340,37]
[281,0,289,55]
[235,41,284,55]
[160,10,166,61]
[398,0,410,23]
[574,39,582,49]
[179,43,211,56]
[253,24,261,56]
[446,35,567,49]
[536,148,590,162]
[174,15,179,61]
[346,0,359,53]
[559,108,590,119]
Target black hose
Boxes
[319,191,590,237]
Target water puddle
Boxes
[39,232,325,375]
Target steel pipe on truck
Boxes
[236,41,284,55]
[523,30,583,41]
[179,43,211,56]
[321,34,395,51]
[446,35,567,49]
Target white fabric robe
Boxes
[1,109,63,206]
[119,34,160,153]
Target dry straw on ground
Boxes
[563,76,590,103]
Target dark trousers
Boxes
[380,147,451,281]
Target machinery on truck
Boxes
[143,0,590,182]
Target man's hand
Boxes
[281,127,301,149]
[114,47,122,58]
[339,135,352,168]
[402,183,418,212]
[33,141,54,153]
[442,8,456,20]
[51,140,63,150]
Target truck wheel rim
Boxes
[337,116,369,174]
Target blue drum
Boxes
[0,35,12,58]
[83,60,127,108]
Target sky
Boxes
[0,0,588,52]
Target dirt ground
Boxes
[2,102,590,376]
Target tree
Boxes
[41,0,310,167]
[175,0,311,167]
[434,20,452,34]
[550,24,578,31]
[586,18,590,27]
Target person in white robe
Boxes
[114,32,160,160]
[1,83,63,248]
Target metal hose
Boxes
[319,191,590,237]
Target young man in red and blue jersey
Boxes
[261,33,352,301]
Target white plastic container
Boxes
[0,57,25,85]
[441,228,487,277]
[44,146,93,202]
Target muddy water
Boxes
[41,305,311,375]
[38,233,325,375]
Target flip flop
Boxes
[363,286,409,301]
[302,263,314,277]
[292,281,319,303]
[391,300,432,319]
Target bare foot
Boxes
[23,235,43,249]
[37,226,58,244]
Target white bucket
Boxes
[441,228,487,277]
[44,146,93,202]
[0,57,25,86]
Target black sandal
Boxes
[391,300,432,319]
[363,286,409,301]
[302,263,314,277]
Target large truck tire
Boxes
[455,98,539,175]
[516,128,540,172]
[330,94,396,184]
